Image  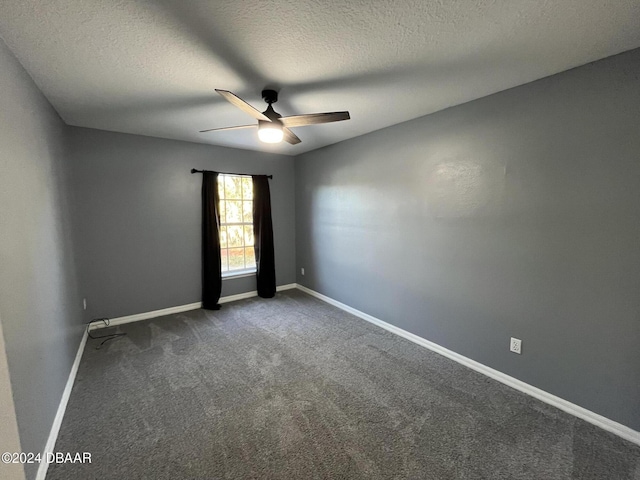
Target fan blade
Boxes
[283,127,301,145]
[280,111,350,128]
[199,124,256,133]
[215,89,271,122]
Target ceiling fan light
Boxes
[258,122,284,143]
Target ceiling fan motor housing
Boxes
[262,104,282,122]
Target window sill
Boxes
[222,270,256,280]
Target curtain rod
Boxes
[191,168,272,179]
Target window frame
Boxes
[217,174,257,279]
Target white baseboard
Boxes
[35,328,88,480]
[219,283,297,304]
[89,302,203,330]
[91,283,298,330]
[295,284,640,446]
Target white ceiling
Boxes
[1,1,640,155]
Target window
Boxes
[218,174,256,276]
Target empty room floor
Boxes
[48,290,640,479]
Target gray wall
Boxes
[295,48,640,430]
[0,39,84,480]
[0,318,25,480]
[67,127,296,320]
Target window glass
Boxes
[218,175,255,275]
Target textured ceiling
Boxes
[1,1,640,155]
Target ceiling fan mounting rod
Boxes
[262,89,278,105]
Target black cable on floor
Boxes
[86,318,126,349]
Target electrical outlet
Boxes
[83,298,87,310]
[510,337,522,354]
[301,267,305,275]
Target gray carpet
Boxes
[49,289,640,479]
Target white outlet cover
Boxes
[510,337,522,354]
[301,268,305,275]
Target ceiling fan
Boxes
[200,89,350,145]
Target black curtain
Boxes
[252,175,276,298]
[202,171,222,309]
